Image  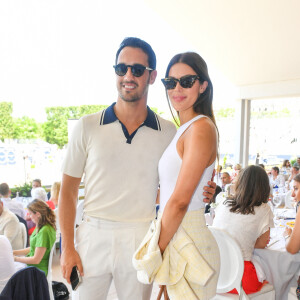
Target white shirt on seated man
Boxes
[0,183,26,219]
[0,200,23,250]
[269,166,285,188]
[0,235,26,293]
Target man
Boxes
[0,199,23,250]
[288,166,300,189]
[0,183,26,219]
[293,157,300,168]
[221,172,231,191]
[59,37,216,300]
[269,166,285,187]
[32,179,42,189]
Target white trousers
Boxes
[72,215,152,300]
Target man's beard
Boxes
[119,91,140,103]
[118,81,149,103]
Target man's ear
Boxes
[149,70,157,85]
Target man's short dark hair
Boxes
[293,166,300,171]
[0,183,9,197]
[272,166,279,174]
[33,179,42,186]
[115,37,156,70]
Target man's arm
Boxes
[59,173,83,283]
[4,219,18,244]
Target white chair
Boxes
[205,213,214,226]
[75,200,84,227]
[19,222,27,248]
[216,192,226,204]
[288,286,298,300]
[208,227,275,300]
[47,243,56,300]
[54,208,60,242]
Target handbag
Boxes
[157,285,169,300]
[52,281,70,300]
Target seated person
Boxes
[287,166,300,189]
[0,235,15,293]
[293,157,300,168]
[31,186,54,209]
[48,182,61,209]
[0,235,26,293]
[221,172,231,191]
[0,183,26,219]
[32,178,42,189]
[213,165,274,294]
[231,163,242,182]
[13,200,56,276]
[269,166,285,188]
[284,173,300,254]
[205,185,222,214]
[0,199,23,250]
[27,187,54,235]
[284,173,300,298]
[281,159,291,174]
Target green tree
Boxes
[215,108,235,119]
[12,116,42,140]
[0,102,14,141]
[43,105,108,148]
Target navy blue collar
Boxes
[100,102,161,131]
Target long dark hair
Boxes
[225,165,270,214]
[164,52,217,128]
[27,199,56,231]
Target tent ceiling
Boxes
[145,0,300,88]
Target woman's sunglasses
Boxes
[161,75,200,90]
[113,63,153,77]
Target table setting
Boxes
[254,207,299,300]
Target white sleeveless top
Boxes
[158,115,216,212]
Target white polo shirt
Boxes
[62,103,176,222]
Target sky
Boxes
[0,0,237,122]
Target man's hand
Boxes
[61,246,84,284]
[203,180,217,203]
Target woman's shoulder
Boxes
[185,116,217,144]
[190,115,215,130]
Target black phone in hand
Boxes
[70,266,82,291]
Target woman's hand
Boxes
[284,226,292,238]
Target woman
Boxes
[13,199,56,276]
[285,173,300,254]
[281,159,291,174]
[158,52,220,299]
[48,181,61,208]
[213,165,274,294]
[284,173,300,299]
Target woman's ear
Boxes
[199,81,208,94]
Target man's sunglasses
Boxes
[161,75,200,90]
[113,63,153,77]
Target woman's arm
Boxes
[158,118,217,253]
[14,247,46,264]
[13,247,30,256]
[254,229,270,249]
[286,209,300,254]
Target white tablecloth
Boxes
[254,216,300,300]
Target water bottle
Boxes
[273,185,279,194]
